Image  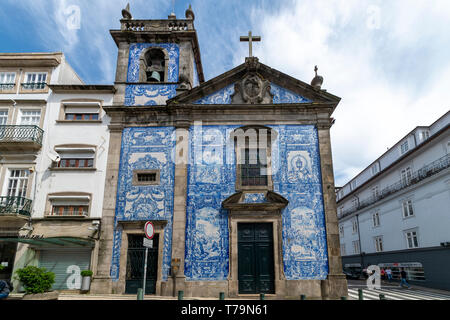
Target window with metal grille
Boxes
[240,148,268,187]
[0,72,15,90]
[57,158,94,168]
[22,72,47,89]
[137,173,157,182]
[51,205,89,217]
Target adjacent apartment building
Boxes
[0,53,114,291]
[337,111,450,290]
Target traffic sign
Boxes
[143,238,153,248]
[144,221,155,239]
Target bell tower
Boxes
[110,3,204,107]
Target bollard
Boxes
[137,288,144,300]
[178,290,184,300]
[219,292,225,300]
[379,294,386,300]
[341,296,347,300]
[358,289,364,300]
[300,295,306,300]
[260,293,265,300]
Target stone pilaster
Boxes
[170,124,190,295]
[317,124,348,299]
[90,126,123,294]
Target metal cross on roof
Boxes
[240,31,261,57]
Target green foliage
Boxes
[15,266,55,294]
[81,270,93,277]
[0,265,5,271]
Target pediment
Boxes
[169,57,341,106]
[222,191,289,211]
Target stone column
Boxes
[170,122,190,296]
[90,124,124,294]
[317,119,348,300]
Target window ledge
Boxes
[49,167,97,172]
[43,215,89,220]
[56,120,102,124]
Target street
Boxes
[347,279,450,300]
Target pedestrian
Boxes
[380,268,386,281]
[0,280,10,300]
[385,267,393,283]
[399,268,411,289]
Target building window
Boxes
[0,110,8,125]
[352,218,358,234]
[374,236,384,252]
[420,130,430,142]
[0,72,16,90]
[405,230,419,249]
[53,147,96,169]
[352,198,358,209]
[400,141,409,154]
[350,180,357,191]
[61,102,101,122]
[372,212,380,227]
[372,186,379,199]
[339,225,344,238]
[51,205,89,217]
[402,199,414,218]
[240,148,268,187]
[340,244,346,256]
[371,163,379,175]
[233,126,274,190]
[144,49,166,82]
[47,194,91,217]
[22,72,47,90]
[133,170,160,186]
[339,206,344,217]
[6,169,29,198]
[19,110,41,126]
[352,240,361,254]
[401,167,412,186]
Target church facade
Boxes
[91,5,347,299]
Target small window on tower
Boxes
[145,49,166,82]
[133,170,160,186]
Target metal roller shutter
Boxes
[39,249,91,290]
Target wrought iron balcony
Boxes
[0,125,44,151]
[339,154,450,219]
[21,82,47,90]
[0,83,15,90]
[0,196,32,217]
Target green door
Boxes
[238,223,275,294]
[125,234,159,295]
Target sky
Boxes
[1,0,449,186]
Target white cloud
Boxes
[244,0,450,185]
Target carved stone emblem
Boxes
[231,73,273,104]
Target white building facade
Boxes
[337,111,450,290]
[0,52,114,292]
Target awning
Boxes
[0,237,94,248]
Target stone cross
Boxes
[240,31,261,57]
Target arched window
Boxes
[231,126,277,190]
[140,48,168,82]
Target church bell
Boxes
[149,71,161,82]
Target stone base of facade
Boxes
[90,276,113,294]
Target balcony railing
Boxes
[120,19,194,32]
[0,83,15,90]
[21,82,47,90]
[0,125,44,146]
[339,154,450,219]
[0,196,32,217]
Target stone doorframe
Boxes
[227,212,286,298]
[115,220,167,296]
